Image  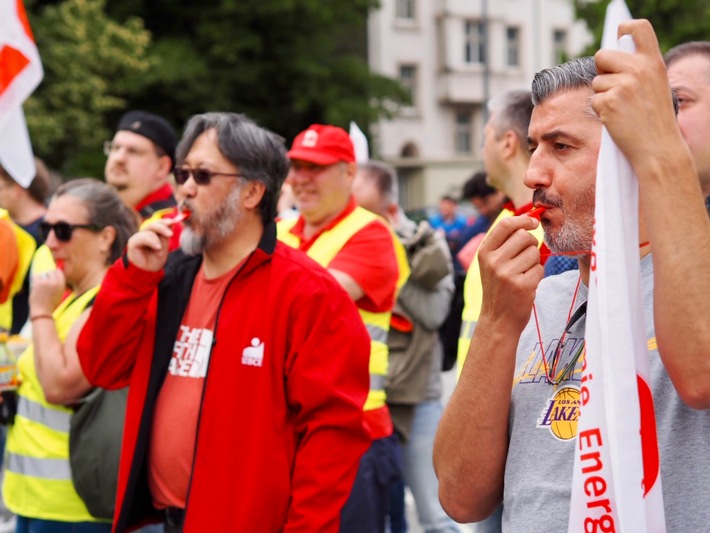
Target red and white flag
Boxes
[568,1,666,532]
[0,0,43,187]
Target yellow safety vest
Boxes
[278,207,409,411]
[3,286,105,523]
[457,208,545,375]
[0,209,37,331]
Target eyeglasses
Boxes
[40,221,102,243]
[174,167,244,186]
[103,141,152,158]
[545,301,588,385]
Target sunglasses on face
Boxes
[174,167,244,186]
[40,221,102,243]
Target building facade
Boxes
[368,0,591,211]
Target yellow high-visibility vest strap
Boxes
[277,207,380,265]
[361,307,390,412]
[3,286,104,522]
[0,210,38,331]
[140,206,178,229]
[393,236,410,294]
[457,209,544,376]
[278,209,398,412]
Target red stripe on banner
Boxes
[16,0,36,42]
[0,45,30,94]
[637,375,660,497]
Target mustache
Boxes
[533,190,563,209]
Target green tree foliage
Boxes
[23,0,407,177]
[575,0,710,55]
[25,0,152,177]
[107,0,407,145]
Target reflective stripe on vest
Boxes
[278,208,405,412]
[3,286,101,522]
[456,209,545,376]
[16,396,71,433]
[0,209,37,331]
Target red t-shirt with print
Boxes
[148,261,242,509]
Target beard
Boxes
[180,182,243,256]
[534,188,595,257]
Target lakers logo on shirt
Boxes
[536,386,580,441]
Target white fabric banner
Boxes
[0,0,43,187]
[568,1,666,532]
[349,121,369,164]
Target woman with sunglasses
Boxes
[2,178,137,533]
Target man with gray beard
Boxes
[434,20,710,533]
[77,112,372,532]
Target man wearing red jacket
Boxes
[78,112,371,532]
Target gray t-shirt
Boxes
[503,254,710,532]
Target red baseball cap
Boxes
[287,124,355,165]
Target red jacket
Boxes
[77,223,371,532]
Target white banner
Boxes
[0,0,43,187]
[568,1,665,532]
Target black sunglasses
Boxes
[40,221,102,243]
[174,167,244,186]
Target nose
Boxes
[178,174,198,198]
[524,149,553,191]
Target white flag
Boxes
[568,1,665,532]
[349,121,369,164]
[0,0,43,188]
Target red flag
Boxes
[0,0,43,187]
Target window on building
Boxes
[396,0,415,20]
[506,27,520,67]
[454,111,473,154]
[399,64,418,108]
[464,20,486,65]
[553,29,567,65]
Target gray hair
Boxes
[533,55,678,115]
[531,57,597,111]
[175,112,289,223]
[54,178,138,264]
[487,89,534,145]
[358,160,398,208]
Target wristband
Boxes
[30,314,54,322]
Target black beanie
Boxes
[116,110,177,167]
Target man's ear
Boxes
[243,180,267,210]
[502,130,520,160]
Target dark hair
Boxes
[488,90,534,146]
[664,41,710,68]
[0,157,52,205]
[462,171,498,200]
[358,160,398,206]
[175,112,289,223]
[54,178,138,264]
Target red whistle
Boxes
[525,206,547,220]
[55,259,65,271]
[171,210,191,223]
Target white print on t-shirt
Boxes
[241,337,264,367]
[168,326,214,378]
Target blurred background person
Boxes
[0,159,52,334]
[665,41,710,214]
[428,195,467,257]
[2,178,136,532]
[353,160,459,533]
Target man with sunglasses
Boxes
[277,125,404,533]
[78,112,372,532]
[434,20,710,533]
[105,110,183,249]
